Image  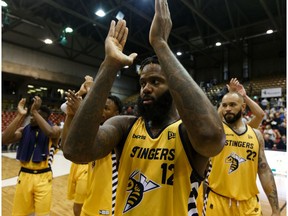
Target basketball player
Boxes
[62,88,122,216]
[198,92,280,216]
[62,76,93,216]
[2,96,61,216]
[63,0,225,215]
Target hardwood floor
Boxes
[2,154,287,216]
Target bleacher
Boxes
[2,111,66,131]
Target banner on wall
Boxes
[261,87,282,98]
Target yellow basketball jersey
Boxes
[208,122,259,200]
[114,117,198,216]
[81,152,117,216]
[20,139,56,169]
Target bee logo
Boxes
[123,170,160,213]
[225,152,246,174]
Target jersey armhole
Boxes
[117,117,139,161]
[179,123,204,182]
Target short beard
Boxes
[224,110,242,124]
[137,91,173,125]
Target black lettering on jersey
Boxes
[132,134,146,139]
[168,149,175,161]
[131,146,140,157]
[159,148,169,160]
[225,140,254,149]
[130,147,175,161]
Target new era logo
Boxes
[168,131,176,140]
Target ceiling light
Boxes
[116,11,124,20]
[215,42,222,46]
[123,65,129,68]
[44,38,53,44]
[1,0,8,7]
[176,52,182,56]
[266,29,273,34]
[64,27,73,33]
[95,9,106,17]
[27,85,34,88]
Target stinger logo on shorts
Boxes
[123,170,160,213]
[225,152,246,174]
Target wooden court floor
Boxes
[2,155,287,216]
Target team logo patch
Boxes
[168,131,176,140]
[123,170,160,213]
[225,152,246,174]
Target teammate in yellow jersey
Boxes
[61,76,93,216]
[197,92,280,216]
[61,76,122,216]
[63,0,225,215]
[2,96,61,216]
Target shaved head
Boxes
[221,92,246,124]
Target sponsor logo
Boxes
[168,131,176,140]
[132,134,146,140]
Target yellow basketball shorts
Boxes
[67,163,88,204]
[12,170,53,216]
[203,190,262,216]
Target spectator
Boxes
[260,98,269,109]
[263,124,277,142]
[276,135,286,151]
[263,133,274,149]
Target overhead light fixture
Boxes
[59,27,73,45]
[116,11,125,20]
[123,65,129,68]
[176,51,182,56]
[266,29,273,34]
[215,42,222,47]
[43,38,53,44]
[27,85,34,88]
[1,0,8,7]
[64,27,73,33]
[95,9,106,17]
